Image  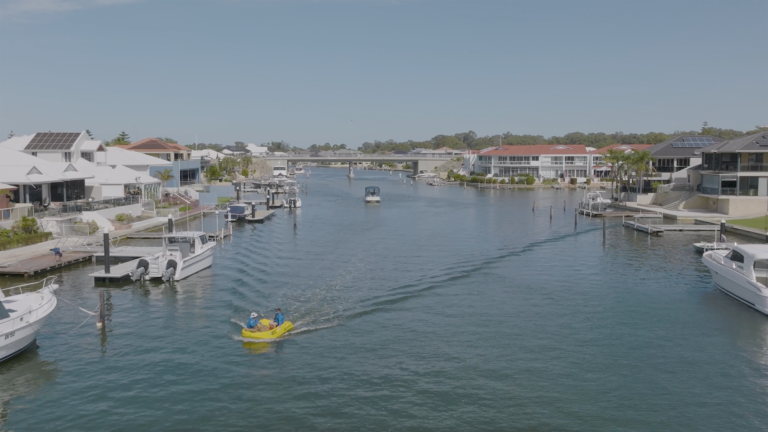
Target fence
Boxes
[33,196,143,218]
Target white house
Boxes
[246,144,268,156]
[465,144,592,179]
[0,131,106,163]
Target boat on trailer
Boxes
[0,277,59,363]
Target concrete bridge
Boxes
[261,155,456,178]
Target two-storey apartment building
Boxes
[698,131,768,197]
[471,145,590,179]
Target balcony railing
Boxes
[741,163,768,172]
[33,196,143,218]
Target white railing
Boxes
[0,276,57,299]
[156,208,180,219]
[0,204,34,222]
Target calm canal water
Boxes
[2,168,768,431]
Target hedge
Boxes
[0,232,53,251]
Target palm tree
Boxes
[154,169,175,200]
[600,149,629,200]
[629,150,655,195]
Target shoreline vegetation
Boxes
[184,124,767,155]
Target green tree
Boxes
[219,157,239,175]
[601,149,630,200]
[7,131,13,139]
[118,131,130,141]
[157,137,178,143]
[86,129,94,139]
[629,150,655,195]
[205,165,221,183]
[153,169,175,198]
[235,141,246,149]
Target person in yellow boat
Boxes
[246,312,270,333]
[270,308,284,329]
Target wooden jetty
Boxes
[245,210,275,223]
[93,246,162,260]
[0,252,93,277]
[622,220,719,235]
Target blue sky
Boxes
[1,0,766,148]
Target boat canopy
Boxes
[228,203,248,215]
[365,186,380,196]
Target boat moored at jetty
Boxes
[225,202,249,222]
[131,231,216,282]
[365,186,381,203]
[0,277,59,363]
[702,244,768,314]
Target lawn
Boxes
[217,197,233,204]
[729,215,768,230]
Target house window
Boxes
[531,156,539,161]
[64,152,72,162]
[81,152,93,162]
[676,158,690,168]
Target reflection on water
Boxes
[0,347,59,429]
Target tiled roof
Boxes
[125,138,191,152]
[482,144,588,156]
[591,144,654,154]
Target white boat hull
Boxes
[1,293,56,363]
[702,253,768,314]
[176,247,214,280]
[365,197,381,203]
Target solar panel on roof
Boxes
[24,132,80,151]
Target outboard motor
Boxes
[162,260,177,282]
[131,259,149,282]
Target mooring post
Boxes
[720,219,726,242]
[251,202,256,218]
[102,228,110,274]
[168,214,174,234]
[564,200,566,212]
[603,218,606,246]
[97,291,105,329]
[574,208,578,229]
[550,206,553,222]
[532,201,535,213]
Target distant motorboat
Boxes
[294,166,305,174]
[131,231,216,282]
[0,277,59,363]
[365,186,381,203]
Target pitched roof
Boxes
[592,144,654,154]
[104,146,173,166]
[648,135,723,158]
[482,144,588,156]
[701,131,768,153]
[124,138,191,152]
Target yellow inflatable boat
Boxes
[242,319,294,339]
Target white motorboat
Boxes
[0,277,58,363]
[225,202,249,222]
[132,231,216,282]
[365,186,381,203]
[702,244,768,314]
[294,166,305,175]
[285,197,302,208]
[585,191,611,205]
[413,171,438,179]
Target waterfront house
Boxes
[120,139,201,187]
[645,135,723,188]
[473,144,591,180]
[1,131,106,163]
[690,131,768,214]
